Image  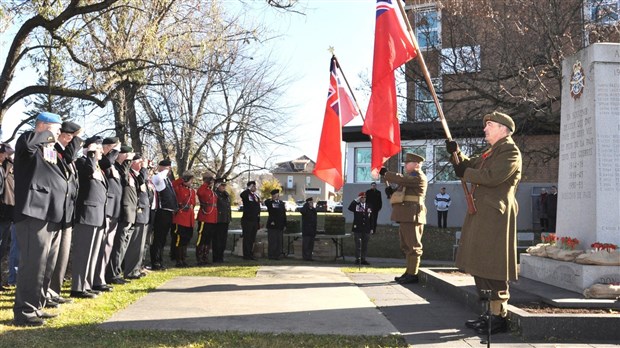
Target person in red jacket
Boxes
[172,172,197,267]
[195,174,217,265]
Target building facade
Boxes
[271,155,335,202]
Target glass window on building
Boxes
[586,0,619,25]
[433,145,457,181]
[354,147,372,182]
[415,78,442,122]
[401,146,430,174]
[414,6,440,49]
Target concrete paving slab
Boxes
[100,266,399,336]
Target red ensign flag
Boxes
[362,0,417,173]
[314,57,345,190]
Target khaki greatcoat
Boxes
[453,136,522,281]
[384,170,427,224]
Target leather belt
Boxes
[403,195,421,202]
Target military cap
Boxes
[83,135,103,148]
[214,178,227,185]
[159,159,172,167]
[270,189,280,195]
[119,145,133,153]
[305,197,313,202]
[404,153,425,163]
[247,181,256,187]
[102,137,120,145]
[483,111,515,132]
[0,143,14,155]
[36,112,62,124]
[132,153,142,160]
[60,121,81,133]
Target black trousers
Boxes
[241,219,258,258]
[212,223,229,262]
[369,210,379,232]
[354,232,370,261]
[267,228,283,259]
[150,209,173,267]
[437,210,448,228]
[302,235,315,260]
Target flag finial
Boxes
[327,46,335,55]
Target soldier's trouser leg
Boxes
[399,222,424,275]
[474,276,510,317]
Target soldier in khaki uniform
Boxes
[447,111,522,335]
[379,153,427,284]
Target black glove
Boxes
[453,162,467,178]
[385,186,394,198]
[379,167,388,176]
[445,140,459,155]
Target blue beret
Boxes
[36,112,62,124]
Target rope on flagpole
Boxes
[395,0,477,215]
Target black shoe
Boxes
[38,311,58,319]
[396,274,419,284]
[70,291,97,299]
[151,264,167,271]
[86,289,101,295]
[361,260,371,265]
[51,296,72,304]
[125,274,142,280]
[354,259,361,265]
[475,315,508,335]
[14,317,45,327]
[465,315,486,329]
[44,299,59,308]
[92,284,113,292]
[108,278,128,285]
[394,272,407,282]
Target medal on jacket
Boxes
[43,144,57,164]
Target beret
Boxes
[270,189,280,195]
[102,137,119,145]
[60,121,81,133]
[36,112,62,124]
[214,177,227,185]
[305,197,313,202]
[159,159,172,167]
[358,191,366,197]
[483,111,515,132]
[0,143,15,154]
[83,136,103,148]
[132,153,142,160]
[246,181,256,187]
[404,153,425,163]
[119,145,133,153]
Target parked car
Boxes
[333,202,343,213]
[284,201,298,212]
[316,200,337,212]
[237,204,268,212]
[295,200,306,212]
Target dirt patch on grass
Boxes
[518,303,619,315]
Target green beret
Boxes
[483,111,515,132]
[404,153,425,163]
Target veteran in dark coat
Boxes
[380,153,427,285]
[264,189,287,260]
[12,112,67,326]
[299,197,318,261]
[447,111,522,335]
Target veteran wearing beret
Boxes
[212,178,232,263]
[149,159,177,270]
[239,180,261,260]
[446,110,522,335]
[379,153,428,285]
[264,189,287,260]
[12,112,68,326]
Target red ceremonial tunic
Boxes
[196,183,218,223]
[172,178,196,228]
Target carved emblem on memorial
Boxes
[569,60,585,100]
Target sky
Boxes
[0,0,377,168]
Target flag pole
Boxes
[395,0,477,214]
[332,55,366,122]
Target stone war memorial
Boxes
[520,43,620,297]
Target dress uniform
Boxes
[171,173,196,267]
[448,111,522,334]
[299,197,317,261]
[348,192,372,265]
[45,121,81,305]
[239,181,261,260]
[124,159,151,278]
[150,159,177,270]
[264,189,287,260]
[12,112,67,326]
[195,175,217,265]
[71,136,108,298]
[381,153,428,284]
[107,145,138,284]
[93,137,122,290]
[212,178,231,263]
